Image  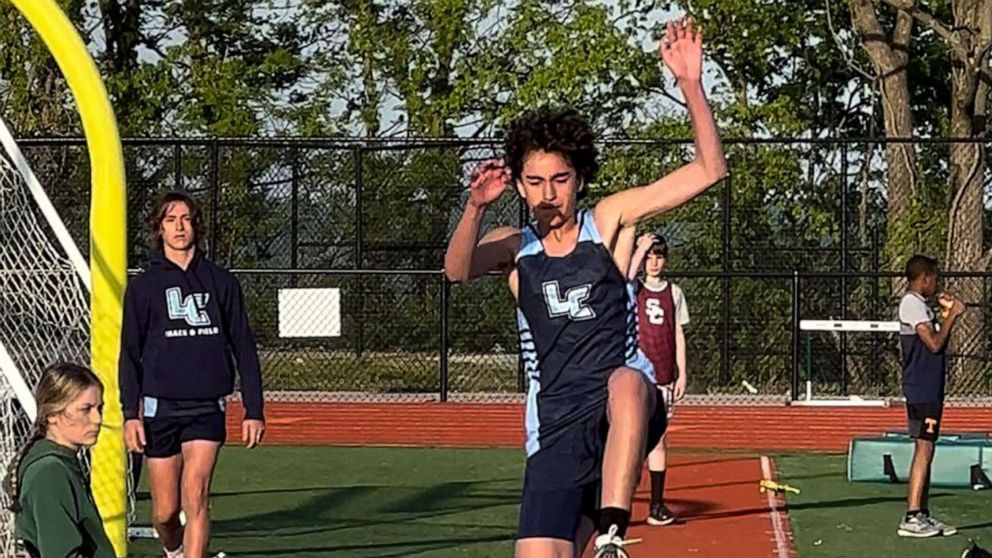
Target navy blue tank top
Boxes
[516,210,653,456]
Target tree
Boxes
[846,0,990,388]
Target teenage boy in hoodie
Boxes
[119,191,264,558]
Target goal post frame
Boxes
[8,1,128,555]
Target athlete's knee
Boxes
[514,538,572,558]
[152,505,182,529]
[654,434,668,453]
[181,478,211,516]
[608,368,648,403]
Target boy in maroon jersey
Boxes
[628,233,689,526]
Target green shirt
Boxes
[14,438,115,558]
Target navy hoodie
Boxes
[119,249,264,420]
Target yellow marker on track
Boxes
[760,479,800,494]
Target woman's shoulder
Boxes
[19,442,77,487]
[20,453,72,484]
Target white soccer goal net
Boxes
[0,115,94,556]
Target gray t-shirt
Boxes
[898,292,946,403]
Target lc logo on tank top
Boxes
[542,280,595,321]
[164,287,219,338]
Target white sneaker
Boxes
[898,513,941,538]
[926,513,958,536]
[592,525,632,558]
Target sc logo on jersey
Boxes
[542,281,595,321]
[166,287,212,326]
[645,298,666,325]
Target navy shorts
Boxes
[906,402,943,442]
[143,397,227,458]
[517,392,668,541]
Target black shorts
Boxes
[906,402,943,442]
[516,392,667,541]
[143,397,227,458]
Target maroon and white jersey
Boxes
[635,280,689,385]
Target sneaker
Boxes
[592,525,631,558]
[963,541,992,558]
[898,513,941,538]
[646,503,676,526]
[925,513,958,536]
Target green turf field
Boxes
[129,447,523,557]
[128,448,992,557]
[777,454,992,558]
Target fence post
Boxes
[840,143,849,395]
[871,224,880,389]
[791,269,801,401]
[174,144,182,190]
[354,146,365,359]
[290,146,299,272]
[720,171,732,387]
[439,273,450,402]
[209,139,220,260]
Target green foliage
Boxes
[4,1,989,396]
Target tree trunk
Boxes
[849,0,918,274]
[846,1,919,394]
[944,0,990,396]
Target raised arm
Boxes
[595,18,726,247]
[627,233,656,282]
[444,160,520,283]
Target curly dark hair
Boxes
[504,107,599,199]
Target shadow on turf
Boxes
[209,478,520,545]
[785,493,951,512]
[227,532,515,557]
[663,493,956,524]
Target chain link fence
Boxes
[15,137,992,402]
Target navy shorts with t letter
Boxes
[906,402,942,442]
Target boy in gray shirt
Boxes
[897,255,964,538]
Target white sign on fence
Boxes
[278,288,341,338]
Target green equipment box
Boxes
[848,431,992,489]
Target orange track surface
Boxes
[225,401,992,452]
[583,455,796,558]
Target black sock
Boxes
[906,509,921,520]
[597,507,630,538]
[650,470,667,507]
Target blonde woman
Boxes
[4,363,113,558]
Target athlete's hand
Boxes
[124,419,146,453]
[243,419,265,449]
[950,296,966,317]
[674,376,687,401]
[637,233,657,250]
[659,17,703,84]
[467,159,510,209]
